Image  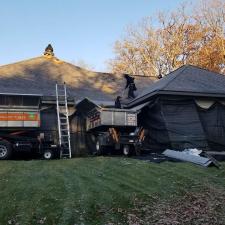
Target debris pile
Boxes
[124,187,225,225]
[163,149,221,168]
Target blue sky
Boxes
[0,0,185,72]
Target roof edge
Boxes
[0,93,43,96]
[127,90,225,107]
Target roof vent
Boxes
[44,44,54,57]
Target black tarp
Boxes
[138,96,225,152]
[138,99,171,151]
[161,98,209,150]
[198,102,225,151]
[70,112,96,156]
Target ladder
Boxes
[56,82,72,159]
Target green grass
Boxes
[0,157,224,225]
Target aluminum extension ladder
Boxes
[56,82,72,159]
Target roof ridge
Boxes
[188,64,225,76]
[162,65,189,90]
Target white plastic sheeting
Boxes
[195,99,215,109]
[163,149,215,167]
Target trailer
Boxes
[0,110,60,160]
[86,107,146,155]
[0,84,72,160]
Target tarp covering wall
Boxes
[39,107,58,148]
[198,102,225,151]
[138,99,171,151]
[139,96,225,152]
[161,98,209,150]
[70,112,96,156]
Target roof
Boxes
[76,99,114,107]
[76,97,114,109]
[128,65,225,107]
[0,56,153,101]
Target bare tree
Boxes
[193,0,225,73]
[109,0,225,77]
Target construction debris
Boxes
[162,149,220,168]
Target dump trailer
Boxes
[0,84,73,160]
[86,107,146,155]
[0,110,59,160]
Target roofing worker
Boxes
[124,74,137,99]
[115,96,122,108]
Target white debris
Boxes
[183,148,202,156]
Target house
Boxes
[126,65,225,152]
[0,46,153,156]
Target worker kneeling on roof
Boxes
[124,74,137,99]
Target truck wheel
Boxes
[134,146,141,156]
[95,140,102,155]
[0,141,12,160]
[43,150,53,160]
[94,139,105,155]
[123,145,130,156]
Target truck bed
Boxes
[86,108,137,131]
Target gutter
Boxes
[0,93,43,96]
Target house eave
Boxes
[127,90,225,108]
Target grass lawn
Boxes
[0,157,225,225]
